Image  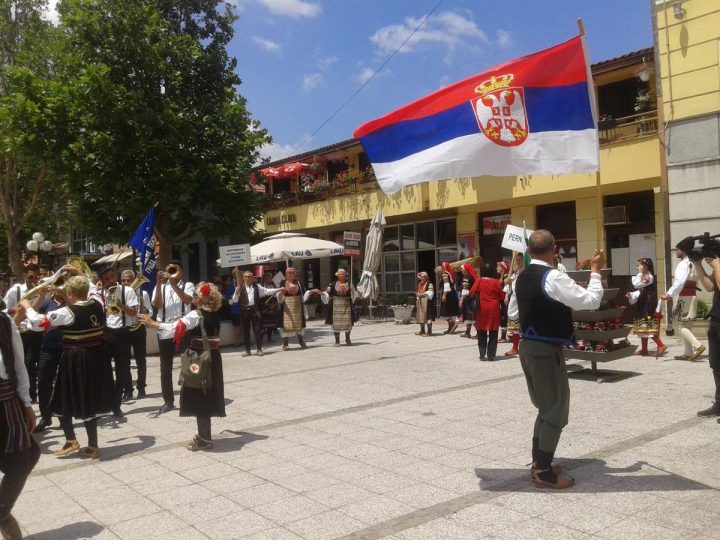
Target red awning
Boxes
[260,162,308,180]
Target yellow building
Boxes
[257,48,665,302]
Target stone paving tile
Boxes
[147,483,217,510]
[352,470,421,495]
[384,482,459,509]
[200,470,267,494]
[594,516,687,539]
[337,494,417,526]
[285,510,367,539]
[253,494,330,525]
[305,483,376,508]
[227,482,297,509]
[108,510,188,539]
[90,499,163,526]
[493,517,587,539]
[394,517,487,539]
[129,470,195,495]
[242,527,302,540]
[192,510,276,539]
[169,495,244,525]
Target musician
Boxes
[0,309,39,540]
[321,268,355,346]
[33,284,67,433]
[98,265,138,411]
[152,260,195,414]
[121,270,150,398]
[230,270,282,357]
[277,267,320,350]
[21,276,115,459]
[4,265,44,405]
[415,272,435,336]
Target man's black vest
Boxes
[515,264,573,344]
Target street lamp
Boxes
[26,232,53,255]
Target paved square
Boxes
[15,320,720,539]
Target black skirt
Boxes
[180,349,225,418]
[51,345,116,419]
[440,290,460,317]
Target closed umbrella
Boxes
[356,209,386,306]
[250,232,343,263]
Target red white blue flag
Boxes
[354,36,598,194]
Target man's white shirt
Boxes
[152,281,195,323]
[530,259,603,311]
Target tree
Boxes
[56,0,270,267]
[0,1,67,277]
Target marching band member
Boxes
[141,283,226,451]
[321,268,355,346]
[0,309,39,540]
[121,270,150,398]
[661,237,705,361]
[277,267,319,350]
[415,272,435,336]
[21,277,115,459]
[230,270,282,357]
[152,260,194,414]
[98,265,138,411]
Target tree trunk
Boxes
[5,226,25,280]
[155,214,173,272]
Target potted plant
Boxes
[391,292,414,324]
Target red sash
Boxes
[680,280,697,297]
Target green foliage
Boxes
[55,0,270,245]
[393,292,409,305]
[697,299,710,320]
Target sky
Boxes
[46,0,655,163]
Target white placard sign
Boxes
[501,224,534,253]
[219,243,251,267]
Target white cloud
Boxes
[43,0,60,25]
[258,140,299,162]
[315,55,337,72]
[259,0,321,18]
[301,73,323,92]
[496,29,512,48]
[252,36,282,53]
[355,66,392,85]
[370,10,488,56]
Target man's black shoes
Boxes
[158,402,175,414]
[697,402,720,417]
[32,418,52,434]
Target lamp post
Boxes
[25,232,54,266]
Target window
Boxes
[437,220,457,246]
[416,222,435,248]
[384,226,399,251]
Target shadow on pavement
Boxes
[475,458,718,493]
[28,521,104,540]
[214,430,269,453]
[99,435,156,461]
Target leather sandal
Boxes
[54,440,80,457]
[655,346,668,358]
[282,345,290,351]
[186,435,213,452]
[78,446,99,459]
[530,468,575,489]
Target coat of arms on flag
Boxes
[472,74,528,147]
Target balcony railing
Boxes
[599,110,658,145]
[265,173,379,209]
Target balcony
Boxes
[264,169,379,209]
[599,110,658,145]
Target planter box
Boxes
[574,326,632,341]
[676,319,710,339]
[391,305,414,324]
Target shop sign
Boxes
[501,224,535,253]
[219,243,251,267]
[265,213,297,226]
[483,214,511,235]
[343,231,361,256]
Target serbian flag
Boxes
[354,35,598,194]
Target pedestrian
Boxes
[470,265,505,361]
[440,262,459,334]
[515,230,604,489]
[0,309,40,540]
[414,272,435,336]
[661,237,705,361]
[691,257,720,418]
[626,258,667,357]
[141,282,226,451]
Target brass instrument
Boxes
[165,263,180,277]
[67,255,94,281]
[128,274,149,290]
[106,285,121,316]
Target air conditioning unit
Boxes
[603,205,628,225]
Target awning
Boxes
[92,250,134,267]
[260,162,308,180]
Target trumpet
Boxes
[163,263,180,280]
[20,255,92,301]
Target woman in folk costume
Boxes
[439,262,459,334]
[459,262,477,338]
[496,261,510,342]
[470,265,505,361]
[21,276,115,459]
[415,272,436,336]
[278,267,320,351]
[321,268,355,346]
[141,282,225,451]
[626,258,667,357]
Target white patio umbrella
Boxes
[356,209,386,303]
[250,232,343,263]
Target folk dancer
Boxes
[505,253,525,356]
[33,283,67,433]
[516,230,604,489]
[415,272,435,336]
[497,261,510,342]
[458,263,477,338]
[661,237,705,361]
[99,265,138,412]
[440,262,459,334]
[321,268,355,346]
[152,260,195,414]
[261,271,281,344]
[470,265,505,361]
[21,276,115,459]
[4,264,44,404]
[626,258,667,357]
[0,310,40,540]
[121,270,150,398]
[693,257,720,417]
[277,267,320,351]
[141,283,225,451]
[230,270,282,357]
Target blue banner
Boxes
[128,207,157,294]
